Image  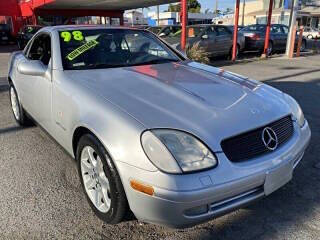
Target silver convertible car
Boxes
[8,25,311,228]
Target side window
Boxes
[271,25,282,33]
[216,26,230,36]
[27,34,51,66]
[207,27,216,38]
[281,26,289,34]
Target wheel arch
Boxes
[72,125,130,209]
[72,126,95,159]
[72,125,115,164]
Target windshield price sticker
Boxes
[66,40,99,61]
[61,31,84,42]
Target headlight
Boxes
[284,94,305,127]
[141,129,217,174]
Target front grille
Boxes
[221,116,294,162]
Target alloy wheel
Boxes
[80,146,111,213]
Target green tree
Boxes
[167,0,201,13]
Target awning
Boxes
[39,0,179,10]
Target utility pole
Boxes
[157,5,160,26]
[242,0,246,26]
[215,0,218,14]
[286,0,299,57]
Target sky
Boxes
[149,0,236,13]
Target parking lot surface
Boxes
[0,45,319,240]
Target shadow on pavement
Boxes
[0,44,19,54]
[0,84,9,93]
[0,126,27,135]
[193,78,320,240]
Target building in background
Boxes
[0,0,178,36]
[124,10,148,26]
[147,11,215,26]
[238,0,293,26]
[299,0,320,29]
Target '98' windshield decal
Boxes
[60,31,84,42]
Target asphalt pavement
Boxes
[0,45,319,240]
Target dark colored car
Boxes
[0,24,12,44]
[240,24,306,55]
[225,25,245,32]
[146,26,163,34]
[157,25,183,44]
[16,25,42,50]
[169,25,245,58]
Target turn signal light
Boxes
[130,180,154,196]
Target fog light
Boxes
[184,205,208,217]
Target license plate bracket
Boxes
[264,163,293,196]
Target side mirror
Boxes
[18,60,47,76]
[202,34,209,39]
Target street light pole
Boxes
[242,0,246,26]
[286,0,299,57]
[215,0,218,14]
[157,5,160,26]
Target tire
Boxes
[300,40,307,52]
[9,84,32,126]
[228,44,240,60]
[76,134,128,224]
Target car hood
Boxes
[67,61,291,151]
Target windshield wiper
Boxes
[128,58,179,67]
[85,63,127,69]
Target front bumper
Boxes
[117,120,311,228]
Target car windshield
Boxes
[148,27,162,34]
[241,25,266,32]
[59,29,181,70]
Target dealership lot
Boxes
[0,45,319,239]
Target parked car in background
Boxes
[303,27,320,39]
[240,24,306,55]
[8,25,310,229]
[157,25,183,44]
[172,25,245,58]
[225,25,245,32]
[147,26,163,35]
[16,25,42,49]
[0,24,13,44]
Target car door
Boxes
[16,32,53,130]
[197,27,218,56]
[271,25,285,50]
[213,26,233,55]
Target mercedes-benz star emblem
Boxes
[262,127,278,151]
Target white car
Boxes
[8,25,311,228]
[303,27,320,39]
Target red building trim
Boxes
[1,0,124,36]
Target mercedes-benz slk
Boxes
[8,25,311,228]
